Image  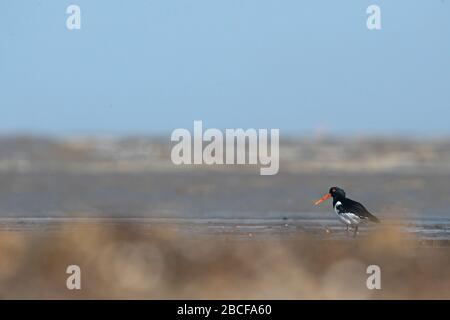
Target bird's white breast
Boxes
[334,201,362,226]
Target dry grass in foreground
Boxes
[0,224,449,299]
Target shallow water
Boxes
[1,215,449,244]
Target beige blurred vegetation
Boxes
[0,225,449,299]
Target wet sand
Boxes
[0,216,449,243]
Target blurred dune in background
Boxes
[1,136,450,174]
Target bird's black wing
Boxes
[343,198,380,223]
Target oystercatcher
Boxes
[315,187,380,237]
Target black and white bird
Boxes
[315,187,380,237]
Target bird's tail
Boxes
[368,213,381,223]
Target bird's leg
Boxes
[353,226,358,238]
[346,225,349,236]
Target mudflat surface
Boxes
[0,216,449,245]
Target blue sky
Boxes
[0,1,449,136]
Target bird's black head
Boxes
[329,186,346,200]
[315,186,346,205]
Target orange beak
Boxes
[315,193,331,205]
